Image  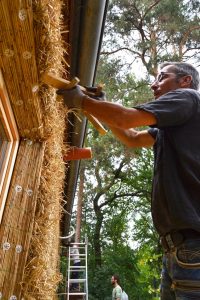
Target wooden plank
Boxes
[0,0,43,139]
[0,140,45,299]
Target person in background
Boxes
[121,288,129,300]
[58,62,200,299]
[111,274,122,300]
[69,236,81,291]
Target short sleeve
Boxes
[116,286,122,298]
[135,89,198,128]
[148,128,158,139]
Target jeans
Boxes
[161,238,200,300]
[71,261,80,290]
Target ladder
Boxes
[67,238,88,300]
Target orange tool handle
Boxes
[63,147,92,161]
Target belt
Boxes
[160,229,200,252]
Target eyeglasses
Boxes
[154,71,188,83]
[156,72,174,82]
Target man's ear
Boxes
[180,75,192,88]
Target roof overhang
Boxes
[61,0,109,236]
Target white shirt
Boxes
[122,291,128,300]
[70,245,80,264]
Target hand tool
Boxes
[41,72,107,135]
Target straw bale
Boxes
[22,99,67,299]
[21,0,70,299]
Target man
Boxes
[111,274,122,300]
[57,62,200,299]
[68,236,81,291]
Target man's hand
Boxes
[56,85,106,109]
[56,85,84,109]
[84,86,106,101]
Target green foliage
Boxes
[135,244,162,299]
[96,57,153,105]
[88,264,112,300]
[58,254,68,294]
[88,243,139,300]
[81,134,160,297]
[104,0,200,75]
[87,240,162,299]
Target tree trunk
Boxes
[75,164,85,243]
[93,206,103,267]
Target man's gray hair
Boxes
[160,62,200,90]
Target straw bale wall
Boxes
[0,0,70,298]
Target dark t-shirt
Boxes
[135,88,200,235]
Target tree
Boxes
[75,164,85,243]
[83,131,140,265]
[102,0,200,76]
[80,125,160,298]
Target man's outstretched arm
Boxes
[57,85,157,147]
[57,85,157,128]
[82,96,156,129]
[109,126,155,148]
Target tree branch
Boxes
[99,189,151,209]
[142,0,162,20]
[93,160,127,208]
[100,47,137,56]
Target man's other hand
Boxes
[84,86,106,101]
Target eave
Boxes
[61,0,109,237]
